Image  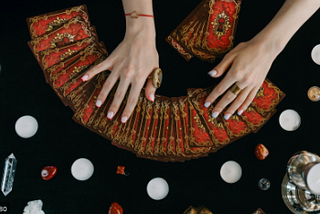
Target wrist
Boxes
[125,17,156,40]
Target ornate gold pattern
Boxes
[28,5,89,39]
[211,11,231,39]
[46,17,68,32]
[256,85,265,98]
[167,36,193,59]
[69,65,88,79]
[60,48,76,60]
[50,32,76,48]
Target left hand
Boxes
[204,39,280,120]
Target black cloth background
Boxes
[1,0,320,213]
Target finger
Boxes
[120,83,144,123]
[106,78,130,120]
[208,51,237,78]
[82,58,113,81]
[95,72,119,108]
[224,87,252,117]
[237,86,260,115]
[145,78,157,102]
[210,81,247,119]
[204,74,236,107]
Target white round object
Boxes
[306,163,320,195]
[15,115,38,138]
[311,44,320,65]
[71,158,94,181]
[279,109,301,131]
[220,161,242,184]
[147,177,169,200]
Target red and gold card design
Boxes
[39,37,97,70]
[251,79,285,117]
[29,16,94,62]
[27,5,90,39]
[167,0,241,62]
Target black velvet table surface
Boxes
[1,0,320,213]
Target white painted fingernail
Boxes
[148,93,155,102]
[107,111,114,119]
[96,100,102,107]
[211,111,219,118]
[82,74,89,81]
[224,113,231,120]
[208,70,217,77]
[121,116,128,123]
[237,110,244,115]
[204,102,211,108]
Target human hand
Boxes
[81,25,158,123]
[205,39,281,120]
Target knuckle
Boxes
[226,93,235,101]
[109,104,119,111]
[215,86,224,95]
[128,97,137,106]
[123,69,134,79]
[115,91,124,99]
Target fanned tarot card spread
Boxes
[27,5,285,162]
[167,0,242,62]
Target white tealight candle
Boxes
[311,44,320,65]
[306,163,320,195]
[147,177,169,200]
[15,115,38,138]
[279,109,301,131]
[220,161,242,184]
[71,158,94,181]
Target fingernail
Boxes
[237,110,243,115]
[81,74,89,81]
[96,100,102,107]
[211,111,219,118]
[204,102,211,108]
[107,111,114,119]
[148,93,155,102]
[208,70,217,77]
[121,116,128,123]
[224,113,231,120]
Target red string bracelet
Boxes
[125,11,154,19]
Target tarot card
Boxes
[104,91,130,145]
[27,5,90,39]
[177,96,210,157]
[134,97,155,156]
[239,105,274,134]
[171,97,193,160]
[38,36,97,71]
[64,72,102,111]
[48,45,104,97]
[56,56,106,100]
[119,91,145,151]
[189,88,231,150]
[29,16,94,62]
[166,34,194,61]
[220,108,252,143]
[72,73,107,126]
[158,99,171,157]
[187,88,215,147]
[193,0,242,56]
[251,78,285,117]
[125,93,145,151]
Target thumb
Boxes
[208,51,237,78]
[145,78,157,102]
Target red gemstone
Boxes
[116,166,125,175]
[41,166,57,180]
[108,202,123,214]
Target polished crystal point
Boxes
[1,153,17,196]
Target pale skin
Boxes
[82,0,320,123]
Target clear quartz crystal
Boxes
[1,153,17,196]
